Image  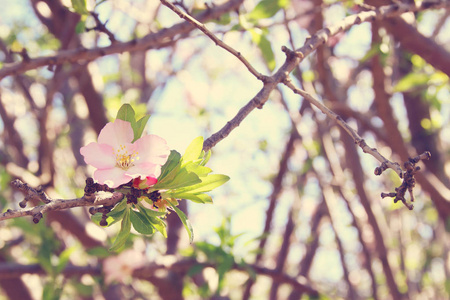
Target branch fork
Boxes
[380,152,431,209]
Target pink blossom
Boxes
[80,119,169,188]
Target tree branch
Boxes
[133,259,319,296]
[0,179,123,223]
[203,0,449,152]
[0,0,243,80]
[0,263,101,280]
[283,79,404,177]
[160,0,266,81]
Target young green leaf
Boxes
[156,168,202,190]
[103,200,127,226]
[217,253,234,293]
[136,203,167,217]
[393,72,429,92]
[71,0,89,15]
[109,207,131,251]
[133,115,150,142]
[184,162,212,177]
[250,29,275,71]
[174,174,230,194]
[116,104,136,125]
[157,150,182,183]
[136,204,167,237]
[168,202,194,243]
[181,136,204,164]
[167,192,213,204]
[258,33,275,71]
[200,150,211,166]
[75,20,86,34]
[247,0,289,21]
[86,247,112,258]
[55,246,77,274]
[130,210,155,235]
[148,216,167,238]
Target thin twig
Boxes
[282,78,403,177]
[86,12,117,43]
[159,0,266,81]
[203,0,450,152]
[0,0,244,80]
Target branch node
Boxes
[36,186,51,204]
[86,12,117,43]
[281,46,304,60]
[381,151,431,210]
[33,212,43,224]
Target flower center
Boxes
[115,145,139,170]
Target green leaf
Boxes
[175,174,230,194]
[195,241,219,257]
[200,150,211,166]
[71,0,89,15]
[184,161,212,177]
[130,209,155,235]
[133,115,150,142]
[181,136,204,164]
[248,0,289,20]
[136,204,167,237]
[38,249,53,275]
[116,104,136,125]
[148,216,167,238]
[360,43,382,63]
[75,20,86,34]
[109,208,131,252]
[136,203,167,217]
[259,33,275,71]
[168,202,194,243]
[187,264,206,276]
[86,247,112,258]
[115,104,151,141]
[250,29,275,71]
[157,150,182,183]
[43,282,59,300]
[55,246,76,274]
[168,192,213,204]
[92,200,127,227]
[156,168,202,190]
[394,72,429,92]
[211,12,231,25]
[217,254,234,293]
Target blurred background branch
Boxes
[0,0,449,299]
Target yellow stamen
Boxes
[115,145,139,170]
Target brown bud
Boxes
[33,213,43,224]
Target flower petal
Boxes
[98,119,135,150]
[146,176,158,186]
[94,168,133,188]
[126,163,161,179]
[80,143,116,168]
[134,134,170,166]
